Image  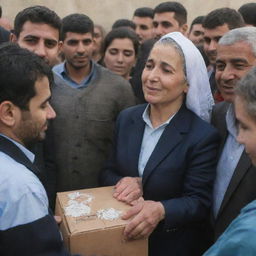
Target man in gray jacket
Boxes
[52,14,136,192]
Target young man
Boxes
[11,5,62,209]
[132,7,154,44]
[11,5,62,67]
[153,1,188,39]
[211,27,256,239]
[52,14,135,192]
[238,2,256,27]
[0,43,69,255]
[202,8,244,96]
[203,67,256,256]
[188,16,205,46]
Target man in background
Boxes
[188,15,205,46]
[52,13,135,192]
[132,7,154,44]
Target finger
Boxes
[122,202,143,220]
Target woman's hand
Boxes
[122,200,165,240]
[113,177,143,204]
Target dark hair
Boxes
[203,8,244,30]
[154,1,187,25]
[0,6,2,18]
[133,7,154,19]
[112,19,136,30]
[238,3,256,27]
[0,43,53,110]
[189,15,205,32]
[103,27,139,57]
[14,5,61,38]
[61,13,94,41]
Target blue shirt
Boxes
[0,135,48,231]
[213,104,244,218]
[52,61,96,89]
[138,105,176,176]
[204,200,256,256]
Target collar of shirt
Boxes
[52,61,96,89]
[0,134,35,163]
[226,103,237,138]
[142,104,176,130]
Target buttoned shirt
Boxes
[53,61,96,89]
[213,104,244,218]
[138,105,176,176]
[0,135,48,230]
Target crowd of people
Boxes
[1,1,256,256]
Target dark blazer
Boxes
[100,104,220,256]
[211,102,256,240]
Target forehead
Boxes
[107,38,134,50]
[19,21,59,41]
[154,12,179,24]
[217,41,256,62]
[191,23,203,32]
[64,32,93,41]
[133,16,153,25]
[150,43,183,64]
[204,23,229,38]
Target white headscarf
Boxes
[160,32,214,122]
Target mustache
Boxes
[74,53,87,58]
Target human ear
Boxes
[0,101,19,127]
[181,24,188,35]
[10,33,18,43]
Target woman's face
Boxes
[104,38,136,80]
[142,43,188,109]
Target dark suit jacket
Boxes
[211,102,256,240]
[100,104,220,256]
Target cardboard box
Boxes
[55,186,148,256]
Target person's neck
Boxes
[149,102,182,128]
[65,62,91,84]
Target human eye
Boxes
[216,62,225,71]
[153,21,158,28]
[67,40,78,46]
[83,39,93,46]
[140,25,148,30]
[145,60,153,69]
[108,49,118,55]
[124,50,134,57]
[162,21,172,28]
[45,40,57,49]
[24,36,38,45]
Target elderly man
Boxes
[211,27,256,240]
[204,66,256,256]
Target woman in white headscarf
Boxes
[100,32,220,256]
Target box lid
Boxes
[57,186,131,235]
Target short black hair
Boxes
[133,7,154,19]
[61,13,94,41]
[112,19,136,30]
[238,3,256,27]
[103,27,139,57]
[189,16,205,33]
[0,43,53,110]
[203,8,244,30]
[0,6,2,18]
[14,5,61,38]
[154,1,187,25]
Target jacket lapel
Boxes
[142,105,190,185]
[218,150,252,216]
[0,136,42,181]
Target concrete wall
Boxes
[0,0,252,32]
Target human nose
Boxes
[220,65,236,81]
[117,52,124,63]
[208,40,217,52]
[153,26,162,39]
[77,42,85,53]
[47,104,56,120]
[34,41,47,58]
[147,66,160,81]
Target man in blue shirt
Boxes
[0,43,70,256]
